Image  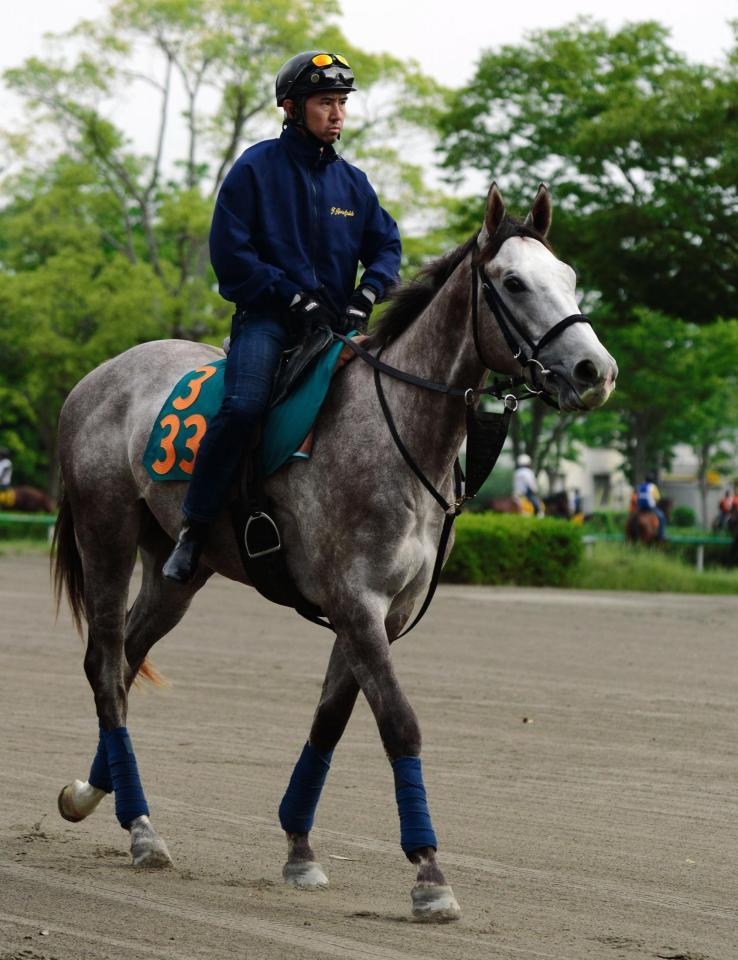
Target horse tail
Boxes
[136,658,166,687]
[52,488,86,635]
[52,487,165,686]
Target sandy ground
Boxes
[0,552,736,960]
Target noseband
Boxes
[471,243,592,398]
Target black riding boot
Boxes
[162,519,209,583]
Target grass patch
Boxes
[573,541,738,594]
[0,538,52,557]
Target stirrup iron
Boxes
[244,511,281,559]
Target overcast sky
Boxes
[1,0,734,187]
[2,0,735,86]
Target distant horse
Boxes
[726,509,738,566]
[487,495,538,515]
[53,183,616,921]
[625,498,671,545]
[0,485,54,513]
[543,491,570,519]
[488,495,524,514]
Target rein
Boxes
[329,240,592,637]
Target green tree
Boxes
[437,19,738,478]
[0,157,179,493]
[438,18,738,327]
[574,311,738,489]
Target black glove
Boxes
[341,287,376,333]
[289,290,335,336]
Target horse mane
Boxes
[369,216,551,347]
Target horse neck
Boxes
[379,255,487,484]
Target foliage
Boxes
[438,18,738,328]
[573,541,738,594]
[0,517,53,542]
[672,505,697,527]
[575,310,738,480]
[443,513,582,586]
[437,19,738,479]
[581,510,629,535]
[463,464,513,511]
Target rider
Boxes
[512,453,543,517]
[163,51,402,582]
[0,447,12,490]
[717,488,733,530]
[635,473,666,540]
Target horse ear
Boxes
[481,181,506,242]
[524,183,552,237]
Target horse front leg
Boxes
[335,601,461,922]
[280,640,360,889]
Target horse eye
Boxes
[504,276,526,293]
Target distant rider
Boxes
[0,447,12,490]
[717,489,733,530]
[635,474,666,540]
[513,454,543,517]
[163,51,401,583]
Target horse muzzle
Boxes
[547,355,618,412]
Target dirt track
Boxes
[1,552,736,960]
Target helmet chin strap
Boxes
[283,112,340,146]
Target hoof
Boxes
[57,780,107,823]
[129,815,173,869]
[411,883,461,922]
[282,860,328,890]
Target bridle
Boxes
[471,241,592,402]
[338,236,593,411]
[320,237,594,636]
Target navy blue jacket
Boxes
[209,124,402,311]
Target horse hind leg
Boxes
[121,516,212,867]
[279,640,360,890]
[56,500,181,868]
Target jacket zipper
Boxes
[309,161,320,287]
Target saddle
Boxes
[270,326,335,408]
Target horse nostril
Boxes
[574,358,599,386]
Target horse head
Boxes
[475,183,617,412]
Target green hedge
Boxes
[443,513,583,587]
[0,514,55,541]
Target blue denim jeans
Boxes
[183,313,289,523]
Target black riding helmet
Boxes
[275,51,356,108]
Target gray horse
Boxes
[54,184,616,922]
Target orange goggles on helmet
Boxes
[310,53,351,68]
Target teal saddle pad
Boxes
[142,339,347,482]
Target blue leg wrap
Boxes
[278,742,333,833]
[103,727,150,828]
[392,756,438,855]
[88,723,112,793]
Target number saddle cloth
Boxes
[143,330,359,484]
